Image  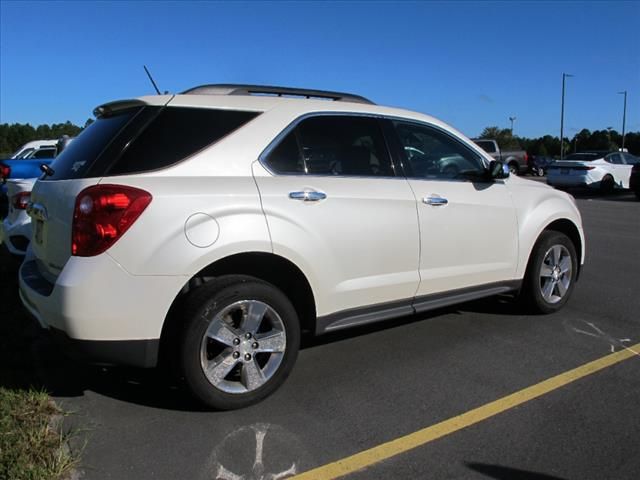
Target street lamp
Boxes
[509,116,516,135]
[618,91,627,151]
[560,73,574,160]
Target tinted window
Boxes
[265,115,394,177]
[31,148,56,159]
[607,153,623,164]
[44,107,259,180]
[45,107,142,180]
[109,107,259,175]
[474,140,496,153]
[565,153,604,161]
[266,131,302,174]
[394,121,486,180]
[623,154,639,165]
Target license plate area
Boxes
[561,168,569,175]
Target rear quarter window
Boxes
[109,107,259,175]
[44,106,259,180]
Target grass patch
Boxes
[0,249,78,479]
[0,388,77,480]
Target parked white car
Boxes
[9,140,58,159]
[19,84,585,409]
[546,151,640,192]
[0,178,36,255]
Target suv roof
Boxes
[180,84,375,105]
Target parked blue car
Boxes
[0,139,68,217]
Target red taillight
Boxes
[72,185,152,257]
[574,166,595,171]
[0,164,10,180]
[524,152,529,163]
[12,191,31,210]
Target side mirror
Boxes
[488,160,509,179]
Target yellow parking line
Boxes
[291,343,640,480]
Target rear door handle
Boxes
[289,191,327,202]
[423,196,448,206]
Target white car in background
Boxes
[546,151,640,192]
[0,178,36,255]
[9,140,58,159]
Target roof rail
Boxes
[180,84,375,105]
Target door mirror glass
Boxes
[489,160,509,179]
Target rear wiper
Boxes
[40,164,55,177]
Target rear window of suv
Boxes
[45,106,259,180]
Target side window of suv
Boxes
[393,121,485,180]
[265,115,394,177]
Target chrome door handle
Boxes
[289,191,327,202]
[423,196,448,206]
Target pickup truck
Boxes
[472,139,529,175]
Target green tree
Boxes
[478,126,521,150]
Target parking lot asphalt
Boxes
[3,185,639,480]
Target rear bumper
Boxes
[47,327,159,367]
[546,173,591,188]
[1,213,31,256]
[19,253,188,368]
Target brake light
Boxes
[524,152,529,163]
[574,166,595,170]
[0,164,10,180]
[72,185,152,257]
[12,191,30,210]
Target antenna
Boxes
[143,65,162,95]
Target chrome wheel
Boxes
[200,300,286,394]
[539,245,572,304]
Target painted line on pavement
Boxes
[291,343,640,480]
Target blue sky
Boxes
[1,1,638,138]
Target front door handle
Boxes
[423,196,448,206]
[289,191,327,202]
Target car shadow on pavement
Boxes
[465,462,568,480]
[0,247,210,412]
[563,189,638,203]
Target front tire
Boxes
[180,276,300,410]
[521,231,577,314]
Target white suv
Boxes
[19,85,585,409]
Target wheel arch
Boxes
[159,252,317,367]
[535,218,583,280]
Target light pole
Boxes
[618,91,627,151]
[560,73,573,160]
[509,116,516,135]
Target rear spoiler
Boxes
[92,94,175,118]
[93,100,148,119]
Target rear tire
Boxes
[600,175,615,194]
[508,162,519,175]
[520,231,577,314]
[180,275,300,410]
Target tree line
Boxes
[479,126,640,157]
[0,120,91,157]
[1,120,638,159]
